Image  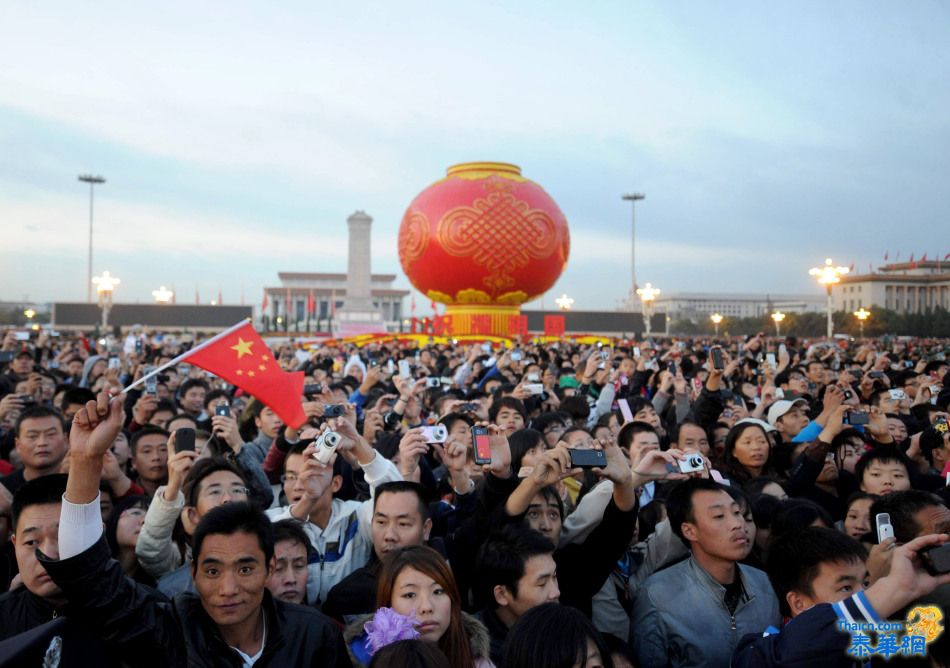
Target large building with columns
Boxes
[832,260,950,314]
[262,211,409,333]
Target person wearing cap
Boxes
[919,420,950,476]
[766,398,811,443]
[0,347,36,397]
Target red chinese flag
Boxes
[184,322,306,428]
[307,291,316,315]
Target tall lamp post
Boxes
[79,174,106,302]
[621,192,646,307]
[809,258,849,339]
[853,307,871,338]
[710,313,723,337]
[636,282,660,336]
[771,311,786,338]
[93,271,120,330]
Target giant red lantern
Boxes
[398,162,570,336]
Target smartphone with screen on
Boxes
[876,513,894,543]
[472,425,492,465]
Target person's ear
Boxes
[422,518,432,542]
[331,475,343,494]
[680,521,699,543]
[267,554,276,577]
[786,590,812,616]
[182,507,199,535]
[493,584,511,608]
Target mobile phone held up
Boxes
[922,543,950,575]
[711,348,725,371]
[175,428,196,453]
[215,404,230,417]
[568,448,607,468]
[472,425,492,465]
[875,513,894,544]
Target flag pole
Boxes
[121,320,250,393]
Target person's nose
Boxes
[218,571,240,597]
[549,579,561,601]
[416,592,433,615]
[384,525,399,543]
[41,535,59,560]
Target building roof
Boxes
[277,272,399,282]
[264,287,409,297]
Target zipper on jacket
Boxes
[730,615,736,631]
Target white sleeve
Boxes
[59,493,104,559]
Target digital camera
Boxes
[677,454,705,474]
[313,431,342,464]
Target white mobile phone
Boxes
[875,513,895,543]
[398,360,411,379]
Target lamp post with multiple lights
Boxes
[555,293,574,311]
[621,192,645,308]
[853,307,871,338]
[637,283,660,336]
[771,311,786,338]
[809,258,849,339]
[710,313,723,337]
[93,271,119,330]
[152,286,174,304]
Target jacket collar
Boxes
[184,590,286,664]
[686,556,751,605]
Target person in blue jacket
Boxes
[733,526,950,667]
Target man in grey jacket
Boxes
[630,478,780,667]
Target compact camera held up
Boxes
[313,431,342,465]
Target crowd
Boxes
[0,326,949,667]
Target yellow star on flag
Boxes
[259,364,266,371]
[248,370,256,377]
[231,338,254,359]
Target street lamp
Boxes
[152,286,174,304]
[621,192,646,307]
[78,174,106,302]
[636,282,660,336]
[92,270,120,330]
[710,313,723,337]
[809,258,849,339]
[853,307,871,338]
[771,311,786,338]
[555,293,575,311]
[24,308,36,322]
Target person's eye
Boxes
[713,515,724,520]
[399,522,411,528]
[434,587,446,596]
[239,566,254,575]
[205,568,219,577]
[402,592,416,599]
[23,539,38,547]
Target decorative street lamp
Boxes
[24,308,36,322]
[636,282,660,336]
[555,293,575,311]
[853,307,871,338]
[621,192,646,306]
[92,271,120,330]
[809,258,850,339]
[710,313,723,337]
[152,286,174,304]
[771,311,786,338]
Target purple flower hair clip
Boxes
[364,607,420,655]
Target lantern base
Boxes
[444,304,521,337]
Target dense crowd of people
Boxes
[0,326,949,667]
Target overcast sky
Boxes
[2,1,948,311]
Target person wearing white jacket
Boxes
[266,415,401,608]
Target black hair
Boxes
[508,429,545,473]
[719,422,776,484]
[869,490,947,544]
[750,493,783,534]
[105,494,148,557]
[182,457,250,507]
[617,420,657,451]
[476,526,555,610]
[14,406,64,438]
[665,478,732,545]
[60,387,96,409]
[771,498,835,539]
[529,412,569,436]
[672,420,708,446]
[12,474,67,530]
[374,481,431,521]
[744,477,786,498]
[271,519,314,558]
[559,395,591,422]
[178,378,210,404]
[503,602,615,668]
[489,397,527,424]
[192,502,274,572]
[437,412,474,434]
[203,388,231,410]
[129,425,170,455]
[854,445,912,488]
[767,527,867,617]
[368,640,450,668]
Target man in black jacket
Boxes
[38,391,352,667]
